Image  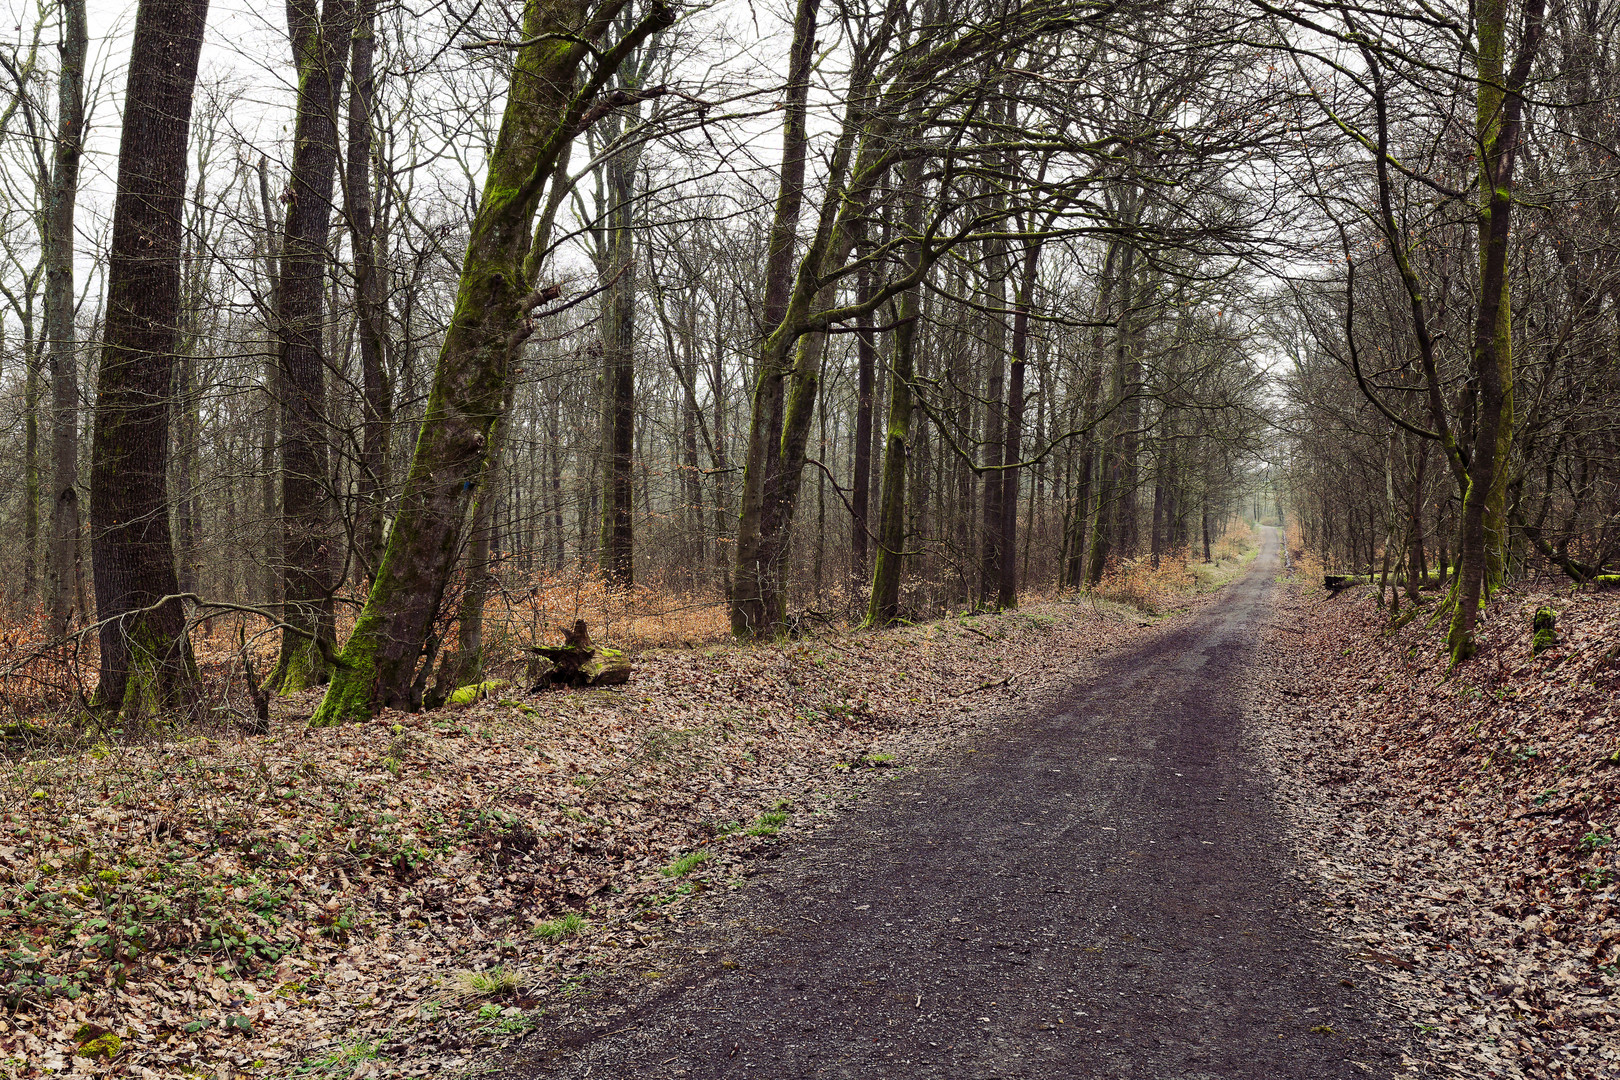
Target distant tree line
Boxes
[0,0,1308,724]
[1274,0,1620,661]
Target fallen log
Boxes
[526,620,632,689]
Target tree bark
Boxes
[22,304,41,604]
[599,109,640,586]
[730,0,820,635]
[1446,0,1544,662]
[429,411,510,705]
[45,0,87,638]
[87,0,209,719]
[850,252,877,581]
[1062,253,1113,588]
[997,238,1041,608]
[272,0,356,693]
[1086,241,1137,585]
[1405,437,1427,600]
[346,0,392,586]
[864,161,925,627]
[254,156,281,606]
[978,230,1008,610]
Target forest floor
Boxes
[0,542,1255,1079]
[1249,574,1620,1079]
[9,528,1611,1080]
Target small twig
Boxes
[1513,804,1577,820]
[956,664,1036,696]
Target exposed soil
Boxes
[504,528,1406,1079]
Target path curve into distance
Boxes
[514,527,1400,1079]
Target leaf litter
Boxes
[0,591,1207,1079]
[1249,578,1620,1080]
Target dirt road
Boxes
[514,528,1399,1078]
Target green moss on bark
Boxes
[310,619,382,726]
[271,635,331,695]
[1532,606,1557,655]
[448,679,506,705]
[92,616,199,726]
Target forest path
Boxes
[514,528,1396,1079]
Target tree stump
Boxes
[1532,606,1557,655]
[527,620,632,689]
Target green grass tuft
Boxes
[661,850,710,876]
[452,966,524,998]
[532,912,584,941]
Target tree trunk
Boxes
[1447,0,1544,662]
[864,162,924,627]
[312,0,674,725]
[1086,242,1136,585]
[272,0,355,693]
[45,0,87,638]
[346,0,392,586]
[430,415,509,705]
[87,0,209,719]
[23,312,41,604]
[997,238,1040,609]
[1061,280,1109,590]
[850,253,877,581]
[732,45,911,636]
[680,347,704,575]
[1405,438,1427,601]
[978,232,1008,610]
[175,349,199,593]
[730,0,820,636]
[1150,474,1165,569]
[864,289,918,628]
[599,121,639,586]
[254,156,281,606]
[709,308,731,583]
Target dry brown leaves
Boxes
[1249,577,1620,1080]
[0,588,1217,1079]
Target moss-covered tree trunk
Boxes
[87,0,209,719]
[271,0,355,693]
[312,0,674,725]
[1446,0,1544,663]
[863,281,918,628]
[428,391,513,706]
[731,15,914,638]
[864,158,925,628]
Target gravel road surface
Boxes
[513,527,1399,1079]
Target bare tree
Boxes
[87,0,210,719]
